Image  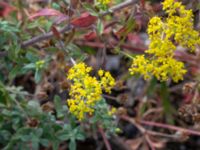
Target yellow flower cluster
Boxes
[98,69,115,93]
[97,0,111,5]
[108,107,116,116]
[67,63,115,120]
[129,0,200,82]
[35,60,45,69]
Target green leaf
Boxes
[26,52,39,63]
[0,82,12,106]
[0,130,11,142]
[52,141,59,150]
[27,100,42,115]
[7,42,21,61]
[76,133,85,141]
[160,82,175,124]
[23,63,35,70]
[28,101,40,109]
[40,139,49,147]
[34,69,42,83]
[58,133,71,141]
[27,20,40,29]
[2,109,12,117]
[83,3,99,16]
[31,138,39,150]
[54,95,64,119]
[147,77,157,96]
[35,128,43,137]
[67,43,84,59]
[52,3,61,10]
[97,19,104,35]
[21,135,31,142]
[69,139,76,150]
[0,21,19,32]
[44,21,53,32]
[63,124,72,131]
[9,65,22,80]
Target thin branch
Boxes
[140,120,200,137]
[145,135,156,150]
[98,127,112,150]
[21,24,73,48]
[121,115,200,138]
[101,0,138,16]
[74,39,146,53]
[120,116,165,150]
[21,0,139,48]
[148,130,179,139]
[142,108,163,119]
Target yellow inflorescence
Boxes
[98,69,115,93]
[129,0,200,82]
[67,63,115,120]
[35,60,45,69]
[97,0,111,5]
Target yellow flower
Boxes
[67,62,115,120]
[98,69,104,76]
[35,60,45,69]
[98,70,115,93]
[108,107,116,116]
[97,0,111,5]
[129,0,199,82]
[147,16,163,40]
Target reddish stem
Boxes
[75,39,146,53]
[98,127,112,150]
[140,120,200,136]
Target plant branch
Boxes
[0,0,139,57]
[101,0,138,16]
[140,120,200,136]
[74,39,146,53]
[21,0,139,48]
[121,115,200,137]
[21,24,73,48]
[98,127,112,150]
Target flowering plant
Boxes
[129,0,200,82]
[1,0,200,150]
[67,62,115,120]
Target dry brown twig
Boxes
[98,127,112,150]
[121,115,200,150]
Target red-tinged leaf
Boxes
[51,25,61,39]
[140,0,145,9]
[29,8,63,20]
[84,31,97,40]
[71,12,97,28]
[0,2,15,17]
[183,94,193,104]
